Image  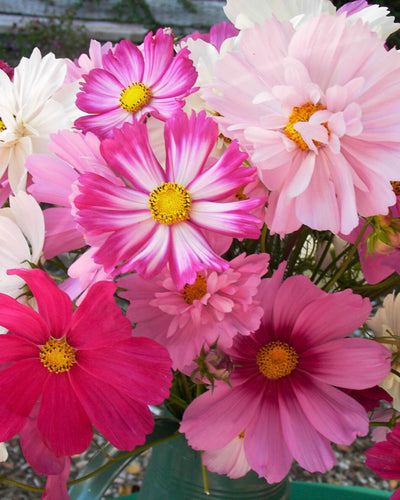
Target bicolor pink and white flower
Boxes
[180,264,390,482]
[75,110,265,289]
[75,29,198,138]
[0,268,172,456]
[118,252,269,370]
[203,13,400,235]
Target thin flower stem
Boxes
[180,373,193,403]
[260,224,268,254]
[0,478,44,493]
[392,368,400,378]
[322,221,370,292]
[285,226,310,277]
[311,233,334,281]
[200,451,210,495]
[167,392,188,410]
[67,432,181,487]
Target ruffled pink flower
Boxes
[75,110,265,289]
[75,30,198,138]
[180,264,390,482]
[180,21,239,51]
[0,268,172,456]
[118,252,269,370]
[65,39,113,83]
[203,13,400,235]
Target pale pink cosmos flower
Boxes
[74,110,265,289]
[203,14,400,236]
[202,433,251,479]
[0,268,172,456]
[118,252,269,370]
[180,264,390,483]
[65,39,113,83]
[75,29,198,138]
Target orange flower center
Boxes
[284,102,327,151]
[182,274,207,304]
[119,82,151,113]
[256,340,298,379]
[39,338,76,373]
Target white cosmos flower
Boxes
[0,48,78,192]
[367,292,400,411]
[223,0,398,39]
[0,191,44,299]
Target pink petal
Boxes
[180,382,260,451]
[290,371,369,445]
[165,111,218,186]
[70,368,154,450]
[8,269,73,339]
[77,68,123,113]
[103,39,144,86]
[0,335,40,364]
[300,337,391,389]
[141,29,174,87]
[279,377,336,473]
[38,372,93,456]
[0,295,49,344]
[68,281,132,349]
[43,208,85,259]
[244,383,293,483]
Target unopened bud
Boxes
[204,347,234,381]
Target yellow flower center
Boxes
[0,117,6,132]
[182,273,207,304]
[284,102,326,151]
[149,182,192,225]
[119,82,151,113]
[256,341,298,379]
[39,338,76,373]
[235,186,249,201]
[391,181,400,196]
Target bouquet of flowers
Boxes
[1,0,400,498]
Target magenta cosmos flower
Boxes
[203,13,400,235]
[0,268,172,456]
[118,252,269,370]
[75,29,198,138]
[74,110,265,289]
[365,423,400,500]
[180,263,391,482]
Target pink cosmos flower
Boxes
[74,110,265,289]
[65,39,113,83]
[118,252,269,370]
[180,263,390,482]
[203,13,400,235]
[0,268,172,456]
[202,433,251,479]
[75,29,198,138]
[365,423,400,500]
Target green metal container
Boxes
[137,434,290,499]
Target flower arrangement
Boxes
[0,0,400,498]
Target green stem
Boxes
[260,224,268,254]
[67,432,181,487]
[0,478,44,493]
[311,233,334,281]
[200,451,210,495]
[285,226,310,277]
[180,373,193,403]
[322,221,370,292]
[167,392,188,410]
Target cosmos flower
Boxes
[118,252,269,370]
[202,13,400,235]
[74,110,265,289]
[367,292,400,411]
[0,268,172,456]
[180,263,390,482]
[0,48,78,192]
[75,29,198,138]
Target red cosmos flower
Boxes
[0,268,172,456]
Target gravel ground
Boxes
[0,434,396,499]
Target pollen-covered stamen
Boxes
[0,117,6,132]
[182,273,207,304]
[40,338,76,373]
[284,102,327,151]
[235,186,249,201]
[256,340,298,379]
[391,181,400,196]
[119,82,151,113]
[149,182,192,225]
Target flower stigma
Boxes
[119,82,151,113]
[256,340,299,379]
[149,182,192,225]
[39,338,76,373]
[182,273,207,304]
[0,117,6,132]
[284,102,327,151]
